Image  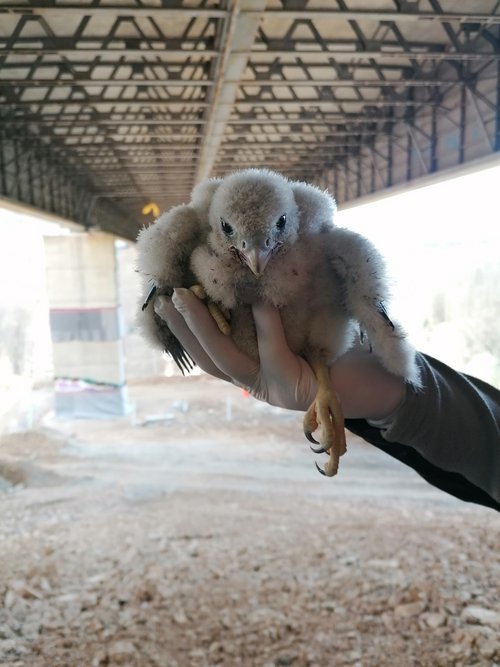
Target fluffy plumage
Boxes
[137,168,420,475]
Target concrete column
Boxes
[44,232,129,417]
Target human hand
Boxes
[154,289,318,411]
[153,289,407,420]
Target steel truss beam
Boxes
[1,1,499,234]
[195,0,267,182]
[0,77,465,89]
[0,129,138,238]
[2,43,496,63]
[248,49,499,62]
[1,6,499,24]
[0,6,228,18]
[298,5,499,205]
[1,79,213,88]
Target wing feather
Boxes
[326,227,421,386]
[136,203,205,372]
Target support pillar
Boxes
[44,232,129,418]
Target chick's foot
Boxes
[189,284,231,335]
[303,362,347,477]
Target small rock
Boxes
[187,542,199,558]
[21,621,41,639]
[452,627,484,648]
[172,611,188,625]
[368,558,400,569]
[91,650,108,667]
[449,643,466,656]
[209,641,224,655]
[107,640,137,664]
[39,577,52,593]
[346,649,362,662]
[0,624,15,640]
[274,654,298,666]
[134,585,155,603]
[117,590,130,606]
[381,611,395,632]
[220,614,232,629]
[87,573,108,586]
[55,592,80,604]
[478,637,499,659]
[0,639,18,654]
[188,648,205,659]
[424,612,447,628]
[11,581,43,599]
[86,617,104,634]
[265,625,279,642]
[462,606,500,627]
[4,590,17,609]
[394,601,427,618]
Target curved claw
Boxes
[304,430,320,445]
[315,461,327,476]
[309,444,327,454]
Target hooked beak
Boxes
[241,246,273,276]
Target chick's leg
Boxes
[303,359,347,477]
[189,285,231,335]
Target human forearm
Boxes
[365,353,500,503]
[329,351,406,421]
[153,292,500,505]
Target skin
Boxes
[154,289,407,422]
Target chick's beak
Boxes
[242,246,272,276]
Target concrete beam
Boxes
[195,0,267,183]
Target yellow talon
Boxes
[189,284,207,300]
[304,359,347,477]
[189,284,231,336]
[207,302,231,336]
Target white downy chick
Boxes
[137,169,420,475]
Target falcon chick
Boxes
[137,169,420,477]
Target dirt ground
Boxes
[0,375,499,667]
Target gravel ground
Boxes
[0,376,499,667]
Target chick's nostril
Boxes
[241,240,247,249]
[265,238,270,247]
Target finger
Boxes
[172,288,259,384]
[154,296,230,381]
[252,303,302,381]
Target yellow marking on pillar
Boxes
[142,202,160,217]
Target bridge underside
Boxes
[1,0,499,240]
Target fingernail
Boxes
[172,287,189,309]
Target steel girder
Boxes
[0,0,499,240]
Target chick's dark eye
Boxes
[220,218,233,235]
[276,214,286,230]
